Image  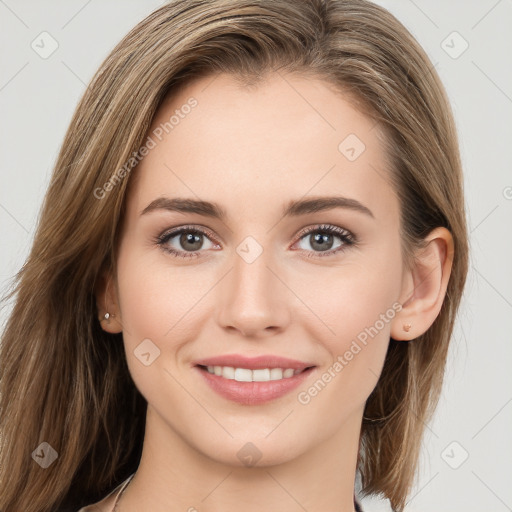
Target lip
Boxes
[192,354,315,371]
[192,354,317,405]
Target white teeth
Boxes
[269,368,283,380]
[234,368,252,382]
[222,366,235,379]
[252,369,270,381]
[205,365,304,382]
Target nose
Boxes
[215,244,291,338]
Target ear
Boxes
[94,269,123,334]
[390,227,454,341]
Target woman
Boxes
[0,0,468,511]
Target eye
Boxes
[155,223,356,260]
[292,224,356,258]
[155,225,220,259]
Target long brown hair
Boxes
[0,1,468,510]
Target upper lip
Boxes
[193,354,315,371]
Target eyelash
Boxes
[154,224,356,260]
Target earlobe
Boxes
[391,227,454,341]
[94,270,123,334]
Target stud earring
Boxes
[403,323,412,332]
[100,312,115,323]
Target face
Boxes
[109,72,409,466]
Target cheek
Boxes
[294,281,400,429]
[117,265,169,342]
[115,242,221,393]
[308,248,403,396]
[115,256,198,411]
[116,242,200,342]
[301,252,402,345]
[114,245,187,383]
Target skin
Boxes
[95,71,453,512]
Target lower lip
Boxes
[195,366,316,405]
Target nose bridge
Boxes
[216,235,290,336]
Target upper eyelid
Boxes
[159,224,220,243]
[295,224,353,240]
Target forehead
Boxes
[126,72,398,226]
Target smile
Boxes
[195,364,316,405]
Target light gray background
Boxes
[1,1,511,511]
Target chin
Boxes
[195,434,305,468]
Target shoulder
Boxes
[76,491,116,511]
[76,475,131,512]
[76,492,116,511]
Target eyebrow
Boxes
[140,195,374,220]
